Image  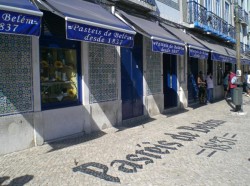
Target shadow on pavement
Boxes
[115,117,156,133]
[46,131,107,153]
[162,108,190,118]
[0,175,33,186]
[226,99,235,111]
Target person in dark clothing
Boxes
[197,71,206,104]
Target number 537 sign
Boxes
[0,10,41,36]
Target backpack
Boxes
[231,76,237,84]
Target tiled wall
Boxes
[145,38,162,95]
[88,43,118,103]
[0,35,33,115]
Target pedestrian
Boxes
[206,72,214,103]
[246,71,250,97]
[223,71,229,99]
[197,71,206,104]
[228,69,237,100]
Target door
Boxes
[163,54,178,109]
[188,57,199,102]
[121,34,143,120]
[225,62,232,72]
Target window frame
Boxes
[216,0,221,17]
[39,36,82,110]
[205,0,212,12]
[224,1,230,24]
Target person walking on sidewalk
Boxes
[206,72,214,103]
[223,71,229,99]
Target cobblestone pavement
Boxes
[1,97,250,186]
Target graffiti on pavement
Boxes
[196,133,237,157]
[72,119,225,183]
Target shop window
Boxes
[40,11,81,109]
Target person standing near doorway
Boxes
[197,71,206,104]
[206,72,214,103]
[228,69,237,100]
[223,71,229,99]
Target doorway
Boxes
[187,57,199,103]
[163,54,178,109]
[121,34,143,120]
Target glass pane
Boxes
[40,47,78,105]
[216,0,220,16]
[225,2,229,23]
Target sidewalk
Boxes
[0,97,250,186]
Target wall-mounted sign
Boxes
[211,52,236,63]
[152,39,185,55]
[66,21,135,48]
[189,48,209,59]
[0,10,41,36]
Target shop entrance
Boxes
[163,54,178,109]
[225,63,232,72]
[121,34,143,120]
[188,57,199,103]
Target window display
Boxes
[40,47,79,107]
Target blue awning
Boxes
[36,0,135,47]
[190,34,236,63]
[0,0,43,36]
[160,23,209,59]
[241,54,250,65]
[116,10,185,55]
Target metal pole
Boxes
[235,4,241,72]
[234,3,243,112]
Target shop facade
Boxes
[0,0,189,155]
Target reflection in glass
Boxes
[40,47,78,104]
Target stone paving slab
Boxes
[0,97,250,186]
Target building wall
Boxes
[0,35,33,116]
[40,41,122,142]
[144,37,164,116]
[87,43,122,130]
[154,0,188,110]
[0,113,34,155]
[0,35,36,155]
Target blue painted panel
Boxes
[121,34,143,120]
[187,57,199,102]
[121,48,133,101]
[163,54,178,108]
